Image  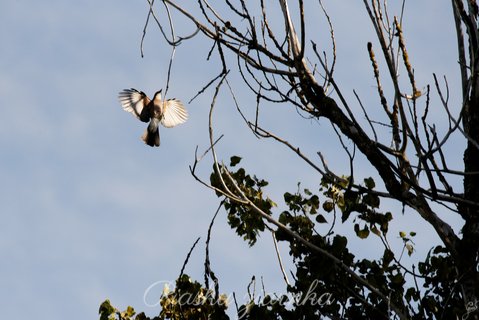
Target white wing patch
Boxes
[118,88,150,122]
[161,99,188,128]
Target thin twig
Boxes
[204,200,223,299]
[179,237,201,279]
[271,231,291,286]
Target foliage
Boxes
[100,274,229,320]
[101,161,468,319]
[210,157,276,246]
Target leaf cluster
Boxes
[99,274,229,320]
[210,156,276,246]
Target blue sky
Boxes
[0,1,465,319]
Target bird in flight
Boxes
[118,88,188,147]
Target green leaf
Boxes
[99,300,116,320]
[315,214,327,223]
[385,212,393,221]
[382,249,394,268]
[405,287,419,302]
[323,201,334,212]
[230,156,242,166]
[267,197,277,207]
[339,175,350,188]
[371,225,381,237]
[341,209,352,223]
[332,235,348,251]
[283,192,293,203]
[406,243,414,256]
[354,224,370,239]
[364,177,376,189]
[390,273,405,285]
[363,193,380,208]
[126,306,135,317]
[134,313,148,320]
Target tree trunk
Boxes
[460,91,479,316]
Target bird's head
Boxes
[153,89,162,102]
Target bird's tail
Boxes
[141,119,160,147]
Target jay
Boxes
[118,88,188,147]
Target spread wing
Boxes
[118,88,151,122]
[161,99,188,128]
